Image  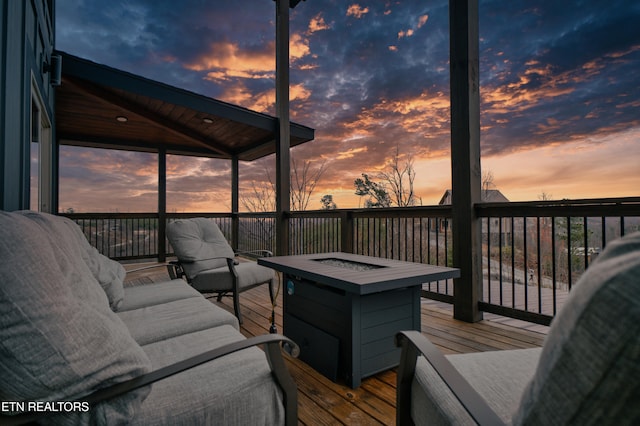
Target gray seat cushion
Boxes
[118,296,239,345]
[132,325,285,425]
[119,279,203,312]
[0,211,151,424]
[411,348,541,425]
[514,232,640,425]
[191,261,275,292]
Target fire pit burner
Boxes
[313,257,385,271]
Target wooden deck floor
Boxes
[124,262,546,425]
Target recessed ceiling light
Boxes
[116,116,128,122]
[203,118,214,124]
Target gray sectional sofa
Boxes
[0,211,297,425]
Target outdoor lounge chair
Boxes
[166,218,277,324]
[395,231,640,425]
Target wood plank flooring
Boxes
[124,262,546,425]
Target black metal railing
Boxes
[477,197,640,325]
[62,196,640,324]
[64,213,163,261]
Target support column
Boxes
[231,155,239,251]
[158,148,167,262]
[449,0,483,322]
[275,0,291,256]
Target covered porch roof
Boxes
[55,51,315,161]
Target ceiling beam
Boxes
[64,77,232,157]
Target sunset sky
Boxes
[55,0,640,212]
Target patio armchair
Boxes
[396,231,640,425]
[166,218,277,324]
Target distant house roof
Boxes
[438,189,510,205]
[55,51,315,161]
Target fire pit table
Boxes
[258,252,460,388]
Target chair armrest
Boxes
[3,334,299,426]
[235,249,274,258]
[166,260,185,280]
[395,330,505,426]
[124,263,171,274]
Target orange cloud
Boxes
[308,13,330,33]
[335,146,368,160]
[482,63,578,115]
[290,32,310,62]
[187,41,274,81]
[346,4,369,19]
[398,14,429,39]
[417,15,429,28]
[398,29,414,39]
[189,36,311,83]
[605,44,640,59]
[483,50,629,119]
[387,91,450,137]
[217,82,311,115]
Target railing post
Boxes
[341,210,354,253]
[232,213,240,252]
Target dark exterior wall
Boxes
[0,0,55,211]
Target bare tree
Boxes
[290,157,328,211]
[482,169,495,201]
[241,177,276,213]
[379,145,420,207]
[538,191,553,201]
[241,157,328,213]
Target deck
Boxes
[124,262,547,425]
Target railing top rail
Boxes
[59,212,161,219]
[60,196,638,221]
[166,212,233,219]
[477,196,640,217]
[289,205,453,219]
[286,209,343,218]
[236,212,278,219]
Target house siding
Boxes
[0,0,55,211]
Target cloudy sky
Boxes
[55,0,640,212]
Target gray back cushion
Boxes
[0,211,151,424]
[167,218,235,278]
[18,211,127,310]
[514,232,640,425]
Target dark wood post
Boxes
[231,155,239,251]
[449,0,483,322]
[157,147,167,262]
[275,0,291,256]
